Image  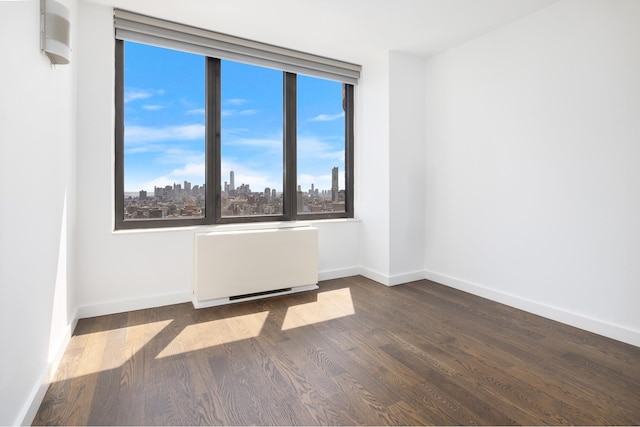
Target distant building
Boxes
[332,167,339,202]
[297,189,304,212]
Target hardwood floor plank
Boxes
[324,327,424,390]
[330,371,396,425]
[206,353,262,425]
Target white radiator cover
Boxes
[194,226,318,307]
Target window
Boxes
[114,10,358,229]
[116,42,208,226]
[220,60,284,218]
[297,75,348,215]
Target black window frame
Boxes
[114,39,354,230]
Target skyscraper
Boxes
[332,167,339,202]
[230,171,235,191]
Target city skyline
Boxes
[125,166,342,199]
[123,166,344,220]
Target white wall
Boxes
[0,0,78,424]
[356,52,392,283]
[424,0,640,345]
[75,2,368,316]
[389,51,426,284]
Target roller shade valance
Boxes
[114,9,361,85]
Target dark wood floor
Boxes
[35,276,640,425]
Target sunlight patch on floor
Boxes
[55,319,172,381]
[281,288,355,331]
[155,311,270,358]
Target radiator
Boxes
[193,226,318,308]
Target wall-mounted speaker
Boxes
[41,0,71,65]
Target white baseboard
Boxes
[318,267,361,282]
[357,267,425,287]
[359,267,392,286]
[77,291,193,319]
[424,270,640,348]
[18,310,79,426]
[388,270,426,286]
[19,365,51,426]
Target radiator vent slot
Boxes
[229,288,291,301]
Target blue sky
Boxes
[124,41,345,194]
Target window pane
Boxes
[221,60,283,217]
[296,75,346,214]
[122,41,206,221]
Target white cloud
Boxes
[223,127,250,136]
[170,162,205,177]
[222,109,259,117]
[296,136,345,190]
[125,89,153,103]
[154,148,204,166]
[186,108,205,115]
[125,88,164,103]
[225,98,247,106]
[125,124,205,144]
[125,143,164,154]
[143,105,164,111]
[309,112,344,122]
[297,136,345,162]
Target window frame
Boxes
[114,35,355,230]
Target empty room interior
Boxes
[1,0,639,425]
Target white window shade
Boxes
[114,9,361,85]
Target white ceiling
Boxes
[89,0,559,61]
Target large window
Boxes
[114,11,357,230]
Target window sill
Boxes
[113,217,360,235]
[204,217,360,233]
